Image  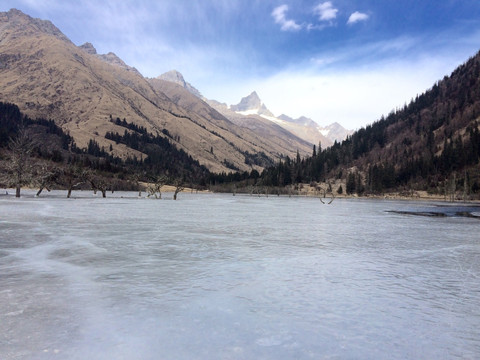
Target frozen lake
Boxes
[1,190,479,359]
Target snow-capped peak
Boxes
[230,91,274,117]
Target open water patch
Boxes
[387,204,480,219]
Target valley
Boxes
[0,8,479,201]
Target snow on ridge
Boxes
[236,110,284,125]
[260,114,284,123]
[236,109,261,116]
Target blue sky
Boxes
[2,1,480,129]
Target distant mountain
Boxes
[321,122,354,144]
[149,77,313,161]
[230,91,275,117]
[276,115,353,145]
[228,92,352,147]
[278,114,318,128]
[0,9,312,173]
[79,42,142,75]
[144,72,353,150]
[155,70,203,98]
[97,52,142,75]
[79,42,97,54]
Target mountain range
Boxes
[154,72,353,148]
[226,91,352,147]
[0,8,318,173]
[3,8,476,198]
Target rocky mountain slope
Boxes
[230,91,275,117]
[154,70,203,98]
[0,9,312,173]
[152,72,316,157]
[147,78,312,163]
[155,70,353,148]
[227,91,352,147]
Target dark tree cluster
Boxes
[105,119,209,182]
[243,151,274,168]
[0,102,78,156]
[0,103,212,195]
[0,102,22,146]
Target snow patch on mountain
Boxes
[237,109,261,116]
[230,91,275,117]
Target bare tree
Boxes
[450,172,456,202]
[61,165,89,198]
[263,186,269,197]
[130,173,144,197]
[251,180,266,197]
[34,164,61,197]
[327,190,336,204]
[173,179,185,200]
[463,169,468,202]
[319,185,336,204]
[89,175,108,198]
[1,128,35,197]
[444,173,457,202]
[287,184,294,197]
[147,175,168,199]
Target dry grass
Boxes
[0,11,314,175]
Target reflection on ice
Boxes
[1,190,479,359]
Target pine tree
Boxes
[346,173,356,194]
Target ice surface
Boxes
[1,191,479,359]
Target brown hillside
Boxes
[148,78,313,159]
[0,9,310,173]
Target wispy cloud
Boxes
[5,0,480,130]
[272,2,339,31]
[347,11,369,25]
[308,36,419,69]
[254,56,462,130]
[313,2,338,22]
[271,5,301,31]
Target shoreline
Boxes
[2,187,479,205]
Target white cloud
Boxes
[201,28,480,129]
[308,36,418,68]
[347,11,369,25]
[246,54,466,130]
[271,4,301,31]
[272,2,340,32]
[313,2,338,22]
[6,0,480,131]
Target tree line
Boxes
[0,102,208,197]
